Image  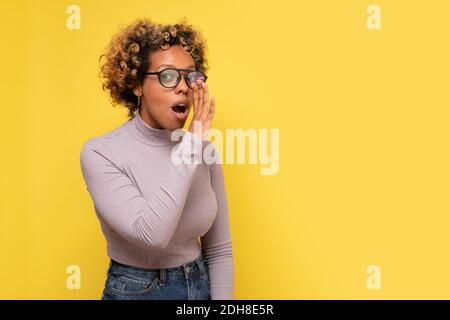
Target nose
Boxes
[174,73,190,94]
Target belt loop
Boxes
[159,268,166,286]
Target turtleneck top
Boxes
[79,112,233,300]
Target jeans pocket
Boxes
[108,272,160,296]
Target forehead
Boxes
[150,45,195,70]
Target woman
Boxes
[79,18,233,300]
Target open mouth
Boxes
[171,105,188,113]
[170,104,189,120]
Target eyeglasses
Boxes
[144,68,208,89]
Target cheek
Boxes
[144,83,170,112]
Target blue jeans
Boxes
[101,252,211,300]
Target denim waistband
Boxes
[109,251,206,277]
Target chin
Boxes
[164,120,186,131]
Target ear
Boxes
[133,86,142,97]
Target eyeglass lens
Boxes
[159,69,206,88]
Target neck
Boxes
[139,106,163,130]
[127,109,173,147]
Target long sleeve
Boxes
[79,131,203,250]
[201,158,234,300]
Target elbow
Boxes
[127,209,179,250]
[130,222,171,250]
[151,237,170,251]
[132,235,170,251]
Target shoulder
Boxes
[80,119,131,166]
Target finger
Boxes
[205,96,215,122]
[192,80,199,119]
[197,79,204,119]
[201,82,210,121]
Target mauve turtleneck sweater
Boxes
[79,112,233,299]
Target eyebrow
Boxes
[156,63,196,71]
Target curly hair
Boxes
[98,17,209,119]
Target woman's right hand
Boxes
[188,79,215,139]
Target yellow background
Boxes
[1,0,450,299]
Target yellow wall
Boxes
[1,0,450,299]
